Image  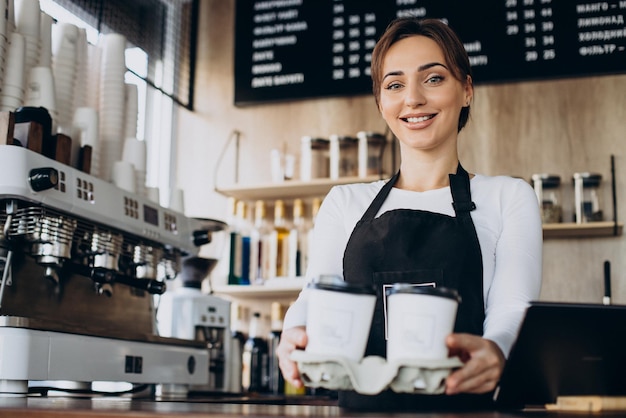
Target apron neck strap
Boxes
[450,164,477,214]
[359,163,476,222]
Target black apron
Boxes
[339,164,493,411]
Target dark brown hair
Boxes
[371,18,473,132]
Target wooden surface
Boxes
[2,396,625,418]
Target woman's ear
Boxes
[464,75,474,106]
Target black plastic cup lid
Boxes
[307,275,376,295]
[385,283,461,303]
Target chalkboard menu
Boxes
[234,0,626,106]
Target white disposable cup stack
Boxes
[146,187,160,205]
[15,0,41,72]
[1,32,25,111]
[24,66,57,127]
[72,106,99,172]
[169,188,185,213]
[72,28,88,109]
[124,83,138,139]
[0,0,8,40]
[110,160,136,193]
[38,11,52,67]
[122,137,146,196]
[98,33,126,179]
[52,22,80,131]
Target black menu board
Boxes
[234,0,626,106]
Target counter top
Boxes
[1,396,625,418]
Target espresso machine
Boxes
[0,111,223,397]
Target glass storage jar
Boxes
[531,174,562,223]
[300,136,330,181]
[573,172,603,223]
[357,131,387,177]
[329,134,358,179]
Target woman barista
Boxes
[276,17,542,410]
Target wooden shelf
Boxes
[215,175,387,201]
[543,221,623,239]
[213,277,307,300]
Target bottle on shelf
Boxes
[236,200,252,285]
[250,200,271,284]
[267,302,285,395]
[268,200,290,279]
[227,197,241,285]
[242,311,269,393]
[229,302,248,393]
[288,199,308,278]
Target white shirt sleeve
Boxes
[478,178,543,357]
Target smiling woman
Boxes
[276,17,543,412]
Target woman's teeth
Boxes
[405,115,434,123]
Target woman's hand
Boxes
[444,333,505,395]
[276,326,308,388]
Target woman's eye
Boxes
[385,82,403,90]
[426,75,444,84]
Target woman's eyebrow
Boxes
[417,62,448,72]
[382,62,449,80]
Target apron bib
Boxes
[339,164,492,411]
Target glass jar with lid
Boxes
[357,131,387,177]
[531,174,562,223]
[300,136,330,181]
[329,134,358,179]
[573,172,603,223]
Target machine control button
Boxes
[29,167,59,191]
[187,356,196,374]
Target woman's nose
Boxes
[405,84,426,107]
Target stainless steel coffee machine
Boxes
[0,118,222,397]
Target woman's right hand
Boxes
[276,326,308,389]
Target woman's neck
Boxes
[395,157,459,192]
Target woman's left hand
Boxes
[444,333,505,395]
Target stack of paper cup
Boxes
[0,0,9,88]
[15,0,41,79]
[1,32,25,111]
[38,11,52,67]
[111,160,136,193]
[52,22,79,133]
[24,66,57,127]
[124,83,138,139]
[7,0,15,34]
[122,137,146,197]
[72,106,99,172]
[98,33,127,181]
[72,28,88,110]
[169,188,185,213]
[85,42,100,109]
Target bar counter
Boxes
[1,395,625,418]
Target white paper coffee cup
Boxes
[305,275,376,362]
[385,284,461,362]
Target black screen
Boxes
[143,205,159,227]
[234,0,626,105]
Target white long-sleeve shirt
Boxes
[283,174,543,357]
